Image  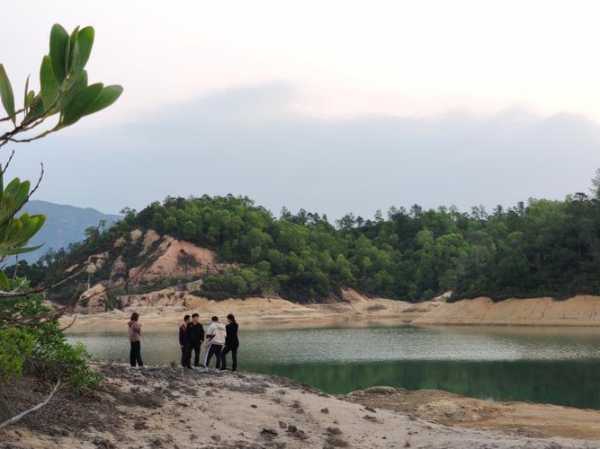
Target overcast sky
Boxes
[2,1,600,218]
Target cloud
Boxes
[10,83,600,218]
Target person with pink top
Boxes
[128,312,143,367]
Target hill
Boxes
[19,200,120,263]
[14,192,600,311]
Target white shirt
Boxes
[206,322,226,345]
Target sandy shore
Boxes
[62,293,600,334]
[349,386,600,441]
[1,364,596,449]
[63,294,438,333]
[413,295,600,326]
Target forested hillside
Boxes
[17,186,600,303]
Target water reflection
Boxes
[69,325,600,409]
[251,360,600,409]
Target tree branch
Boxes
[0,379,61,430]
[7,129,55,144]
[0,265,84,299]
[2,150,16,173]
[0,109,25,123]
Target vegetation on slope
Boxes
[19,180,600,303]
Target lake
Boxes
[69,325,600,409]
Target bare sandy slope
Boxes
[63,291,439,333]
[1,365,594,449]
[348,386,600,441]
[413,295,600,326]
[64,292,600,333]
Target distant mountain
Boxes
[19,200,120,262]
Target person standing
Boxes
[128,312,143,368]
[221,313,239,371]
[179,315,192,369]
[188,313,205,367]
[204,316,226,369]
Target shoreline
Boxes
[1,364,597,448]
[61,294,437,334]
[62,293,600,334]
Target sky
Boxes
[2,1,600,218]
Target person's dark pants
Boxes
[181,344,192,368]
[191,341,203,367]
[130,341,143,367]
[221,344,238,371]
[205,344,223,369]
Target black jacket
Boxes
[225,322,239,347]
[187,322,205,345]
[179,324,189,346]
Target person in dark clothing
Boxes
[128,312,143,367]
[179,315,192,368]
[188,313,205,367]
[221,313,239,371]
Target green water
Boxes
[69,325,600,409]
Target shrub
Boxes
[0,284,100,391]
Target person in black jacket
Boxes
[179,315,192,368]
[221,313,239,371]
[188,313,205,367]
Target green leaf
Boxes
[3,244,44,256]
[71,26,94,73]
[61,83,103,126]
[0,64,16,124]
[66,26,80,73]
[49,24,69,83]
[0,271,9,290]
[23,75,30,113]
[25,90,35,110]
[83,85,122,116]
[23,94,44,124]
[40,56,59,111]
[61,70,87,108]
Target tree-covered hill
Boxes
[17,187,600,304]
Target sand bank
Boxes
[63,293,600,334]
[413,295,600,326]
[349,386,600,441]
[1,364,593,449]
[63,293,439,333]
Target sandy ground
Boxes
[413,295,600,326]
[348,386,600,441]
[1,364,596,449]
[63,294,439,333]
[63,292,600,334]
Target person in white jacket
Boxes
[204,316,226,369]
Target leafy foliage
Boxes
[24,188,600,303]
[1,23,122,139]
[0,23,121,390]
[0,279,99,390]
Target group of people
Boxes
[179,313,239,370]
[126,312,240,371]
